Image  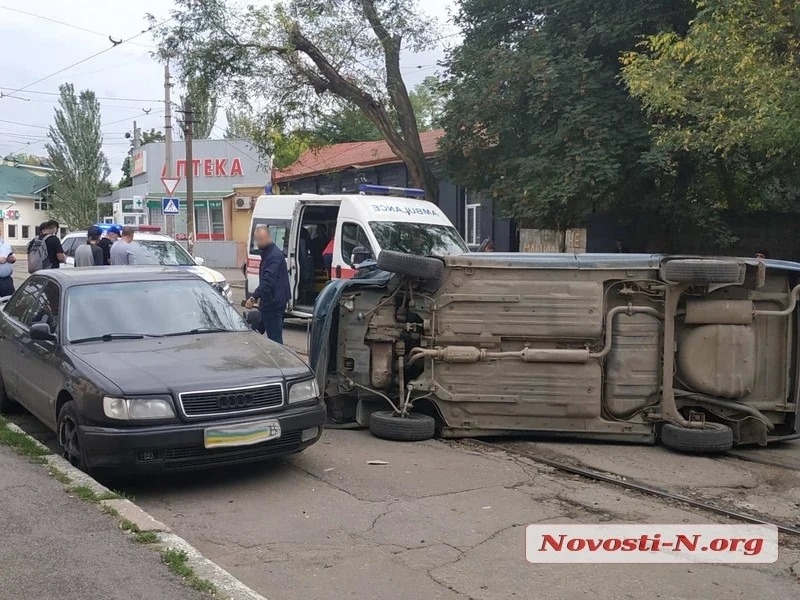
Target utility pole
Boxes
[164,62,175,237]
[132,120,140,149]
[182,97,195,253]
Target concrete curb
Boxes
[4,422,268,600]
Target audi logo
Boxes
[217,394,255,409]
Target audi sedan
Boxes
[0,267,325,476]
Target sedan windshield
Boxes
[369,222,469,256]
[132,240,195,266]
[65,279,250,342]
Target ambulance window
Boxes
[340,222,373,263]
[249,219,290,255]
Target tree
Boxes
[409,76,446,131]
[178,76,218,139]
[223,108,311,169]
[622,0,800,157]
[149,0,442,200]
[5,153,44,166]
[118,128,165,188]
[45,83,110,229]
[440,0,695,230]
[313,101,382,144]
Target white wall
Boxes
[2,198,52,245]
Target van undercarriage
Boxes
[310,254,800,452]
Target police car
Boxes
[60,224,233,303]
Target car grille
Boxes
[164,431,302,469]
[178,384,283,417]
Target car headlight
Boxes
[288,379,319,405]
[103,397,176,420]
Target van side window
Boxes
[249,219,290,256]
[340,222,372,263]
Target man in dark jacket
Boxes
[245,226,291,343]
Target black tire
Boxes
[661,422,733,454]
[0,371,17,414]
[377,251,444,281]
[369,410,436,442]
[663,259,741,284]
[57,401,89,472]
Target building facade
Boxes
[272,131,516,252]
[101,139,270,242]
[0,161,55,248]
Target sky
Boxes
[0,0,458,182]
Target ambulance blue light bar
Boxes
[357,184,426,198]
[92,223,161,233]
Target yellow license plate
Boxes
[204,420,281,449]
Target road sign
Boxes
[161,176,181,196]
[162,197,180,215]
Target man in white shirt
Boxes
[0,236,17,297]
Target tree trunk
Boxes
[288,25,440,202]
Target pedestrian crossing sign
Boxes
[162,197,180,215]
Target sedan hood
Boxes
[182,265,225,284]
[66,331,310,396]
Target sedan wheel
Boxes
[58,402,88,471]
[0,372,17,415]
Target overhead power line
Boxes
[1,16,171,100]
[0,87,163,103]
[0,5,156,49]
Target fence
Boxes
[189,241,245,268]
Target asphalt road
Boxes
[0,445,204,600]
[8,259,800,598]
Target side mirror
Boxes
[194,256,205,266]
[350,246,372,267]
[30,322,56,342]
[243,310,262,327]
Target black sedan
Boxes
[0,267,326,475]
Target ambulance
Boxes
[245,185,469,318]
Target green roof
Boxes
[0,165,51,202]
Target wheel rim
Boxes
[60,415,81,467]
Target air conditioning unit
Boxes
[235,196,252,210]
[234,196,253,210]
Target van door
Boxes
[247,216,291,304]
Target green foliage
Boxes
[45,83,110,230]
[441,0,696,229]
[623,0,800,157]
[223,108,312,169]
[149,0,441,199]
[313,101,382,144]
[119,129,166,188]
[408,76,446,131]
[179,77,218,140]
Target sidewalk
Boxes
[0,446,205,600]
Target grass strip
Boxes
[161,548,217,595]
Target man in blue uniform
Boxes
[245,226,291,344]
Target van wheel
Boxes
[663,259,741,285]
[377,251,444,281]
[369,411,436,442]
[0,371,17,414]
[661,422,733,454]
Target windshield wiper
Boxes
[69,333,160,344]
[164,327,232,337]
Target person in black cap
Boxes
[97,225,120,266]
[74,226,104,267]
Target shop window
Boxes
[195,204,210,240]
[211,203,224,239]
[148,205,166,230]
[21,225,30,239]
[7,224,17,238]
